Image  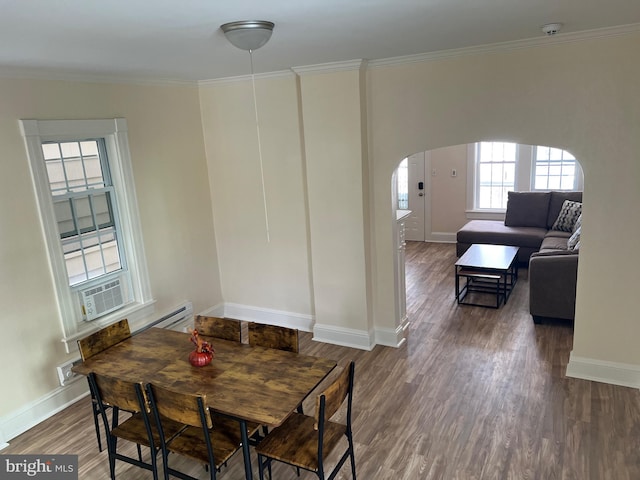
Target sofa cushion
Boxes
[547,191,583,228]
[551,200,582,232]
[540,235,570,251]
[457,220,547,249]
[504,191,551,228]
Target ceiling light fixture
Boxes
[220,20,275,243]
[220,20,274,52]
[541,23,563,36]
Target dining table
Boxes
[72,327,337,480]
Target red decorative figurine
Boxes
[188,328,214,367]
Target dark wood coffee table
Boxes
[455,244,519,308]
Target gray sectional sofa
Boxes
[456,191,582,323]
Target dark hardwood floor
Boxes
[4,242,640,479]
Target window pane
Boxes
[397,158,408,209]
[536,146,549,161]
[548,177,561,189]
[53,199,75,237]
[535,176,548,190]
[533,146,577,191]
[549,147,563,160]
[476,141,517,209]
[560,176,574,189]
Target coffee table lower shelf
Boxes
[455,268,516,308]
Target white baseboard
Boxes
[0,377,89,448]
[196,302,225,318]
[313,323,374,351]
[426,232,456,243]
[222,303,315,332]
[375,320,408,347]
[566,353,640,389]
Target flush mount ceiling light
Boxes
[541,23,563,36]
[220,20,274,52]
[220,20,275,242]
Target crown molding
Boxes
[198,69,294,87]
[292,59,367,76]
[369,22,640,69]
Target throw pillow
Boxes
[567,225,581,250]
[552,200,582,232]
[573,213,582,233]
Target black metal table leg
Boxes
[239,419,253,480]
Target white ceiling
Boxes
[1,0,639,83]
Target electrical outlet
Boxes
[56,359,81,386]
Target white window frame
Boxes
[466,142,583,220]
[20,118,155,351]
[530,145,584,192]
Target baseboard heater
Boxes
[136,301,194,333]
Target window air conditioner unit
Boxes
[80,277,126,321]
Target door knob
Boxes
[418,192,424,197]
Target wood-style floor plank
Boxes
[4,241,640,479]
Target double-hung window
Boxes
[467,141,583,214]
[532,146,579,191]
[475,142,516,209]
[20,118,153,349]
[43,139,123,286]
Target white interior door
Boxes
[405,152,426,241]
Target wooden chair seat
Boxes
[146,382,261,479]
[256,361,356,480]
[255,413,346,471]
[89,372,170,480]
[112,412,185,450]
[165,415,261,467]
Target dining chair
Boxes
[88,372,185,480]
[77,318,131,451]
[248,321,303,445]
[146,382,261,480]
[255,361,356,480]
[248,322,299,353]
[194,315,242,343]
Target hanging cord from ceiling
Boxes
[249,49,270,243]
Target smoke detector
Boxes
[541,23,563,35]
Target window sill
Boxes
[61,299,156,353]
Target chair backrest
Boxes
[248,323,299,353]
[89,371,146,413]
[315,361,355,430]
[77,318,131,361]
[147,383,212,430]
[194,315,241,343]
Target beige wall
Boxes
[370,33,640,364]
[298,68,371,335]
[199,75,314,315]
[430,144,469,234]
[0,78,221,417]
